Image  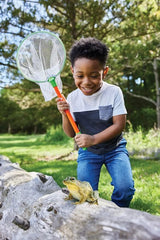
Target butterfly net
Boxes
[17,31,66,101]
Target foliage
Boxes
[124,125,160,158]
[0,87,62,134]
[126,106,157,131]
[44,125,71,143]
[105,0,160,127]
[0,132,160,215]
[0,0,160,132]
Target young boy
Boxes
[56,37,135,207]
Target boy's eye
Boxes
[75,74,99,79]
[76,75,83,78]
[91,75,98,78]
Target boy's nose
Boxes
[83,77,91,85]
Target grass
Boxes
[0,134,74,164]
[0,133,160,216]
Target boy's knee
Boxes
[112,182,135,207]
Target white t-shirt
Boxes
[67,81,127,154]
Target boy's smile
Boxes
[71,58,107,96]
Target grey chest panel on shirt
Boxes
[74,107,113,135]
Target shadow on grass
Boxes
[0,137,46,149]
[0,134,72,149]
[0,137,30,142]
[1,152,37,166]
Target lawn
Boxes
[0,133,160,216]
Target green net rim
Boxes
[16,31,66,83]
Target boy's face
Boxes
[71,58,108,96]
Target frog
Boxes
[62,176,98,204]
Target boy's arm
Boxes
[75,114,126,148]
[56,97,75,138]
[93,114,126,145]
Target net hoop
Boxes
[16,31,66,83]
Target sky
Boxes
[0,0,47,89]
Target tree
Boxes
[105,0,160,128]
[0,0,160,131]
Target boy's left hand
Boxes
[75,134,95,148]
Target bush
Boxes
[44,125,70,143]
[124,125,160,158]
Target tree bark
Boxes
[0,155,160,240]
[127,58,160,128]
[153,58,160,128]
[8,123,11,134]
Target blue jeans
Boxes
[77,139,135,207]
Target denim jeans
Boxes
[77,139,135,207]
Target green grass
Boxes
[0,134,74,164]
[0,133,160,216]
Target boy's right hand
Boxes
[56,97,70,116]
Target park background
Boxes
[0,0,160,215]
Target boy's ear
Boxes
[103,66,109,77]
[70,66,74,74]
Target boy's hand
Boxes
[75,134,95,148]
[56,97,70,116]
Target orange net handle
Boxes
[54,86,80,134]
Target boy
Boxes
[56,37,135,207]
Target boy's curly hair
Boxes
[69,37,109,67]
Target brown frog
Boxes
[63,177,98,204]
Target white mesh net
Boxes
[17,32,66,101]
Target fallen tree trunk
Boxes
[0,155,160,240]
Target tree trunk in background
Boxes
[153,58,160,128]
[8,123,11,134]
[33,125,37,134]
[127,58,160,128]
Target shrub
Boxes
[124,125,160,158]
[44,125,70,143]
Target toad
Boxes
[63,177,98,204]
